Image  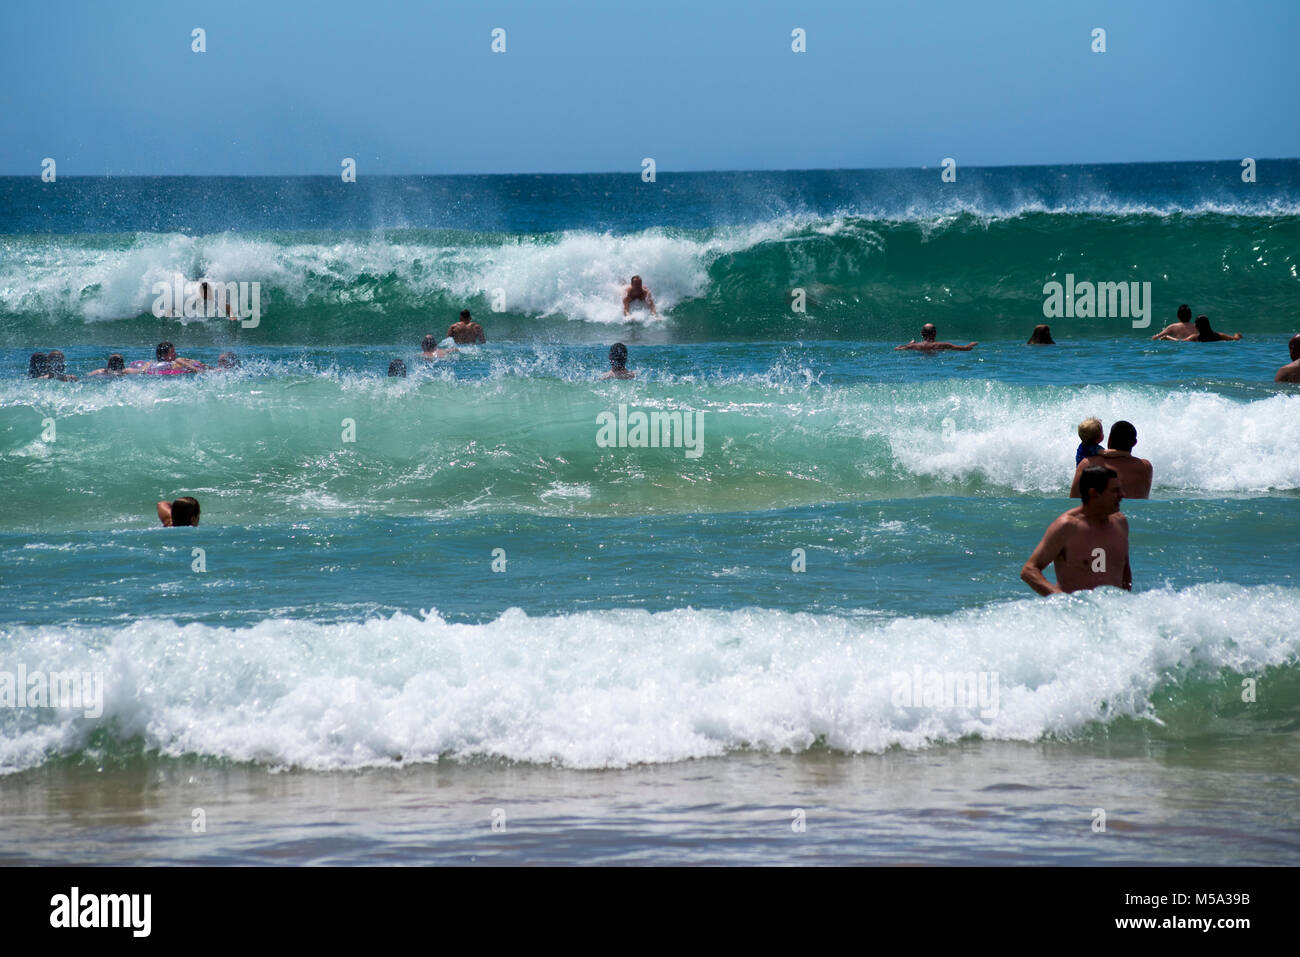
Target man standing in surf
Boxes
[622,276,658,318]
[1021,466,1131,595]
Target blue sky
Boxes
[1,0,1296,174]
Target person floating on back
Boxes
[1027,324,1055,344]
[602,342,635,379]
[1076,417,1105,464]
[623,276,657,318]
[1274,334,1300,383]
[157,496,200,527]
[447,309,486,344]
[1070,419,1152,499]
[895,324,977,352]
[1178,316,1242,342]
[420,334,457,360]
[1151,304,1197,340]
[1021,466,1131,595]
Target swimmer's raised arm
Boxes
[894,341,916,351]
[156,501,172,527]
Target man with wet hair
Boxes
[895,323,977,352]
[602,342,635,379]
[27,353,49,378]
[447,310,486,344]
[388,359,407,377]
[622,276,657,317]
[1070,419,1153,499]
[1151,304,1197,340]
[152,341,204,372]
[1022,466,1131,595]
[1274,334,1300,383]
[157,496,201,527]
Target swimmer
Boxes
[1021,466,1131,595]
[156,496,201,527]
[1274,334,1300,383]
[602,342,635,379]
[1190,315,1242,342]
[1071,419,1152,499]
[388,359,407,377]
[1027,324,1056,344]
[27,353,49,378]
[447,310,486,345]
[1075,417,1104,465]
[1151,304,1198,341]
[623,275,657,318]
[87,354,134,377]
[43,350,78,381]
[197,280,238,321]
[216,352,241,370]
[420,334,457,359]
[895,324,977,352]
[147,341,205,373]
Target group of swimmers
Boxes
[27,343,241,380]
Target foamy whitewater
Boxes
[3,164,1299,865]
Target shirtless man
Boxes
[1275,334,1300,383]
[622,276,657,317]
[1151,304,1197,341]
[895,324,977,352]
[1022,466,1131,595]
[420,334,457,360]
[151,341,205,372]
[1070,420,1153,499]
[447,310,486,344]
[601,342,635,379]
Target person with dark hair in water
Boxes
[217,352,241,370]
[1190,315,1242,342]
[28,353,49,378]
[157,496,201,527]
[1275,334,1300,383]
[895,324,977,352]
[88,354,132,377]
[1151,304,1197,341]
[388,359,407,377]
[1021,466,1131,595]
[1071,419,1152,499]
[36,350,78,381]
[420,334,457,360]
[1027,324,1056,344]
[602,342,635,379]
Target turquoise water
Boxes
[2,167,1299,864]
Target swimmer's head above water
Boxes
[1289,334,1300,361]
[920,323,937,342]
[388,359,407,377]
[1177,304,1192,322]
[28,352,49,377]
[1078,465,1121,509]
[609,342,628,369]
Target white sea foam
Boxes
[1,584,1295,772]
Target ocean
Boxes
[2,163,1299,865]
